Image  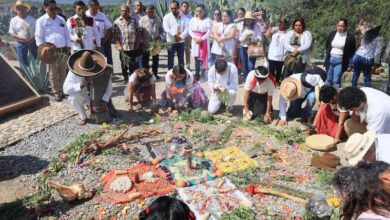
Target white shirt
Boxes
[189,17,212,57]
[356,36,383,64]
[9,15,36,39]
[267,27,287,61]
[208,62,239,94]
[279,73,324,120]
[165,68,194,92]
[63,71,112,102]
[163,12,189,43]
[284,30,313,63]
[375,134,390,164]
[35,14,71,48]
[360,87,390,134]
[210,22,236,56]
[357,210,390,220]
[244,71,275,95]
[129,73,156,85]
[330,31,347,57]
[86,11,113,39]
[238,24,262,47]
[67,14,101,51]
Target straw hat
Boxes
[311,153,340,172]
[12,0,31,13]
[344,130,376,166]
[68,50,107,77]
[306,134,335,151]
[235,12,256,23]
[37,42,57,64]
[280,77,302,100]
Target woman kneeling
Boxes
[128,68,156,111]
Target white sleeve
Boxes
[188,18,195,38]
[180,17,189,39]
[254,24,262,42]
[8,18,15,34]
[63,72,82,95]
[228,64,239,93]
[367,113,387,134]
[201,19,213,41]
[66,18,78,42]
[163,15,176,38]
[35,18,44,46]
[298,31,312,52]
[165,71,173,85]
[208,67,216,90]
[279,96,288,120]
[104,14,113,29]
[243,71,253,91]
[283,31,294,52]
[93,18,101,47]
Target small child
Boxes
[138,196,195,220]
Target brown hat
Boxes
[280,77,302,100]
[311,153,341,171]
[12,0,31,13]
[305,134,335,151]
[37,42,57,64]
[68,50,107,77]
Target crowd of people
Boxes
[5,0,390,218]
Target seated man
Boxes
[345,131,390,165]
[207,59,238,116]
[128,68,156,111]
[338,86,390,135]
[313,85,348,143]
[160,65,207,112]
[63,50,114,125]
[278,66,325,126]
[243,66,275,123]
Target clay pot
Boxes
[50,181,86,201]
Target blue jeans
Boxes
[352,54,374,87]
[239,47,256,80]
[326,56,343,88]
[167,42,185,70]
[287,91,316,119]
[16,41,37,67]
[102,41,113,65]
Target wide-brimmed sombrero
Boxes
[68,50,107,77]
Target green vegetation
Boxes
[17,52,50,93]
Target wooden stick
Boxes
[254,186,308,205]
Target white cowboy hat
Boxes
[280,77,302,100]
[344,130,376,166]
[12,0,31,13]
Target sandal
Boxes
[78,119,86,125]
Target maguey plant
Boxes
[18,52,50,93]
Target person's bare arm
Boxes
[243,90,250,112]
[128,83,134,110]
[151,83,156,101]
[334,111,348,143]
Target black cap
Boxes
[89,0,100,5]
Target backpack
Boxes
[300,66,326,89]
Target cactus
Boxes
[154,0,169,22]
[17,52,50,93]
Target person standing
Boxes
[324,19,356,89]
[351,25,382,87]
[139,5,163,79]
[189,4,212,81]
[253,9,270,36]
[127,0,145,23]
[210,10,237,65]
[265,17,288,85]
[283,18,313,78]
[86,0,113,64]
[9,0,37,67]
[35,0,71,101]
[163,0,189,70]
[180,1,192,69]
[113,4,144,83]
[67,0,101,52]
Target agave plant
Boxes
[154,0,169,22]
[17,52,50,93]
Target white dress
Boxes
[189,17,212,58]
[210,22,236,57]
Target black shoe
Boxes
[54,93,63,102]
[155,74,161,80]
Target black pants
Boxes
[141,51,159,77]
[248,92,268,119]
[268,59,284,83]
[120,50,140,81]
[283,62,306,79]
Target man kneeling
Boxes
[64,50,114,125]
[207,59,238,116]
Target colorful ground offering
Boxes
[205,147,259,173]
[177,177,252,219]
